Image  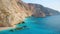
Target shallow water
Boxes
[0,15,60,34]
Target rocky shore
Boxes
[0,0,60,30]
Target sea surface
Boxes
[0,15,60,34]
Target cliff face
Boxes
[0,0,60,27]
[28,3,60,17]
[0,0,32,27]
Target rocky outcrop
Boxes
[0,0,32,27]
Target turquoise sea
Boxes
[0,15,60,34]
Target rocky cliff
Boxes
[0,0,32,27]
[28,3,60,17]
[0,0,60,27]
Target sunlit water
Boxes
[0,15,60,34]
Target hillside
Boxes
[28,3,60,17]
[0,0,32,27]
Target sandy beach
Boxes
[0,25,16,31]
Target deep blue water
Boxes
[0,15,60,34]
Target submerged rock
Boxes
[22,21,25,24]
[10,29,15,32]
[15,26,28,30]
[15,27,23,30]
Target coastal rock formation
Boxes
[0,0,60,27]
[0,0,32,27]
[28,3,60,17]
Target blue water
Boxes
[0,15,60,34]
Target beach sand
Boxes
[0,25,16,31]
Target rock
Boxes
[0,23,5,27]
[0,0,32,27]
[15,27,23,30]
[47,13,53,16]
[22,21,25,24]
[23,26,27,28]
[10,29,14,32]
[32,11,46,17]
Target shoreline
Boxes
[0,25,16,31]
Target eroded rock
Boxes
[0,0,32,27]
